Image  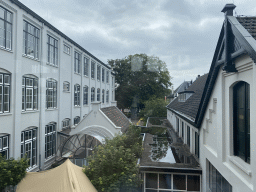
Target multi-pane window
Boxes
[176,117,179,133]
[47,35,58,66]
[0,6,12,50]
[144,172,200,192]
[46,79,57,109]
[62,118,70,129]
[63,81,70,92]
[74,51,81,74]
[23,21,39,59]
[112,77,114,87]
[22,76,38,111]
[74,116,80,125]
[91,87,95,102]
[102,68,105,82]
[97,65,101,81]
[63,44,70,54]
[84,57,89,76]
[97,88,100,101]
[233,81,250,163]
[91,61,95,79]
[21,128,37,168]
[208,161,232,192]
[0,134,9,159]
[106,90,109,103]
[74,84,80,106]
[106,71,109,83]
[187,126,190,147]
[195,132,199,158]
[0,73,10,113]
[102,89,105,103]
[83,86,88,105]
[45,123,56,159]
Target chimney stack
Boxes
[221,4,236,16]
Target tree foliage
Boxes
[140,97,168,119]
[83,125,143,192]
[0,155,28,191]
[108,54,172,110]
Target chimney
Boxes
[221,4,236,16]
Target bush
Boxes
[0,155,29,191]
[83,125,143,192]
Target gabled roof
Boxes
[195,5,256,128]
[166,74,208,125]
[100,106,130,133]
[175,81,191,94]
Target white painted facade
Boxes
[200,54,256,192]
[0,0,115,171]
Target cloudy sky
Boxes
[19,0,256,89]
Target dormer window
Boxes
[178,91,194,102]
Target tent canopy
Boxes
[16,159,97,192]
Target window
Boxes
[106,70,109,83]
[233,81,250,163]
[22,76,38,111]
[63,81,70,92]
[47,35,58,66]
[106,90,109,103]
[62,118,70,129]
[0,134,9,159]
[176,117,179,133]
[63,44,70,54]
[112,90,114,101]
[91,87,95,102]
[83,86,88,105]
[181,121,184,139]
[102,89,105,103]
[102,68,105,82]
[21,127,37,168]
[97,65,101,81]
[97,88,100,101]
[195,132,199,158]
[46,79,57,109]
[208,161,232,192]
[187,126,190,147]
[91,61,95,79]
[0,73,11,113]
[84,57,89,76]
[74,116,80,125]
[45,123,56,159]
[23,21,39,59]
[0,6,12,50]
[74,51,81,74]
[112,77,114,87]
[74,84,80,106]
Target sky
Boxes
[18,0,256,89]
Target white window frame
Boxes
[47,35,58,66]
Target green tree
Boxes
[140,97,168,118]
[0,155,28,191]
[108,54,172,111]
[83,125,142,192]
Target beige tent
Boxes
[16,159,97,192]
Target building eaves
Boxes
[9,0,111,70]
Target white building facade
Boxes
[0,0,115,171]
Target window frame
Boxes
[47,35,58,66]
[21,127,37,169]
[102,89,105,103]
[97,88,100,101]
[97,65,101,81]
[45,123,56,159]
[74,84,80,106]
[74,116,80,125]
[62,118,70,129]
[22,75,38,111]
[84,57,89,76]
[106,70,109,83]
[63,44,70,55]
[106,90,109,103]
[63,81,70,92]
[91,87,95,102]
[0,6,12,50]
[195,131,199,158]
[0,134,9,159]
[83,86,88,105]
[0,73,11,113]
[74,51,81,74]
[46,79,57,109]
[91,61,95,79]
[102,68,105,82]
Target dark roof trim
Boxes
[167,108,196,127]
[10,0,111,70]
[178,91,194,94]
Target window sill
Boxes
[21,110,39,114]
[45,108,58,111]
[46,62,58,68]
[74,106,81,108]
[228,156,252,176]
[26,165,39,172]
[63,91,70,93]
[22,54,40,62]
[0,46,13,53]
[63,51,71,55]
[45,155,55,162]
[74,72,81,76]
[0,113,12,116]
[84,75,89,78]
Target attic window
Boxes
[178,91,194,102]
